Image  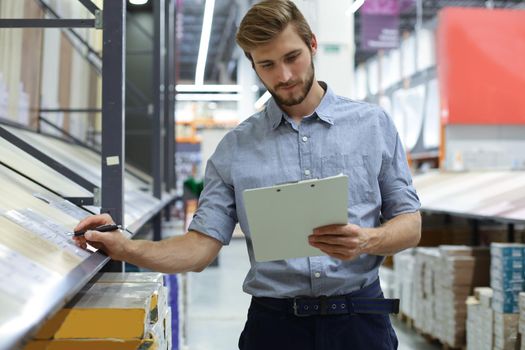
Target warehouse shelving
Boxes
[0,0,178,349]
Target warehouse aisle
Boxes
[186,238,440,350]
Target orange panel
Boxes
[437,8,525,125]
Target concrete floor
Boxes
[185,238,440,350]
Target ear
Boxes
[310,34,318,56]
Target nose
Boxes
[276,63,293,84]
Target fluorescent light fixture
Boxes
[176,84,242,93]
[176,93,241,101]
[195,0,216,85]
[254,91,271,110]
[345,0,365,16]
[129,0,149,5]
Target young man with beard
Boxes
[74,1,421,349]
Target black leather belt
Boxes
[252,279,399,317]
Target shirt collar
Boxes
[266,81,337,130]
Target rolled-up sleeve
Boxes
[378,112,421,220]
[188,137,238,245]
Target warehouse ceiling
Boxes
[176,0,240,83]
[132,0,525,84]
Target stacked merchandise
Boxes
[518,292,525,350]
[24,272,172,350]
[379,266,395,299]
[393,248,416,319]
[466,287,493,350]
[491,243,525,350]
[413,248,440,335]
[435,246,490,348]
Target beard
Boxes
[265,59,315,107]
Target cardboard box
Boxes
[23,339,154,350]
[34,293,151,340]
[490,243,525,258]
[95,272,164,285]
[492,257,524,271]
[83,282,166,324]
[474,287,493,308]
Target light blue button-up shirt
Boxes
[188,82,420,298]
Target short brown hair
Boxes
[236,0,313,61]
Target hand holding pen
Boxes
[73,224,122,237]
[73,213,130,261]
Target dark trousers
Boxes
[238,282,398,350]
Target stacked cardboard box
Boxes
[491,243,525,350]
[393,248,415,318]
[434,246,490,348]
[379,266,395,299]
[413,248,440,335]
[24,272,171,350]
[466,287,493,350]
[519,292,525,350]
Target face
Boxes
[250,24,317,107]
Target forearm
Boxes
[364,211,421,256]
[122,231,221,274]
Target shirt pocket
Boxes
[321,153,374,205]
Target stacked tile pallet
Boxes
[413,248,440,336]
[519,292,525,350]
[491,243,524,350]
[23,272,172,350]
[466,287,494,350]
[397,246,491,348]
[435,246,490,348]
[393,248,416,321]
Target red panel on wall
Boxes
[437,8,525,125]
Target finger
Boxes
[309,235,359,248]
[74,214,115,232]
[84,230,108,243]
[312,224,342,235]
[310,241,349,252]
[312,224,347,236]
[72,236,86,246]
[315,246,353,260]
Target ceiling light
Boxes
[176,84,242,93]
[345,0,365,15]
[176,93,241,102]
[195,0,216,85]
[129,0,149,5]
[254,91,271,110]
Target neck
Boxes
[281,80,325,122]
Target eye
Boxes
[285,54,299,63]
[261,63,273,69]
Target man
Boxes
[74,1,421,349]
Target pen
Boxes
[73,224,122,237]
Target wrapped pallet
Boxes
[518,292,525,350]
[436,246,490,348]
[466,287,493,350]
[490,243,525,350]
[413,248,440,335]
[393,248,416,318]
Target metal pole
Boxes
[165,0,175,193]
[508,223,515,242]
[0,19,95,28]
[153,0,166,240]
[470,219,480,246]
[101,0,126,226]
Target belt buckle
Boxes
[293,297,307,317]
[293,297,311,317]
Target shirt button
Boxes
[304,169,311,176]
[314,272,321,278]
[302,136,308,142]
